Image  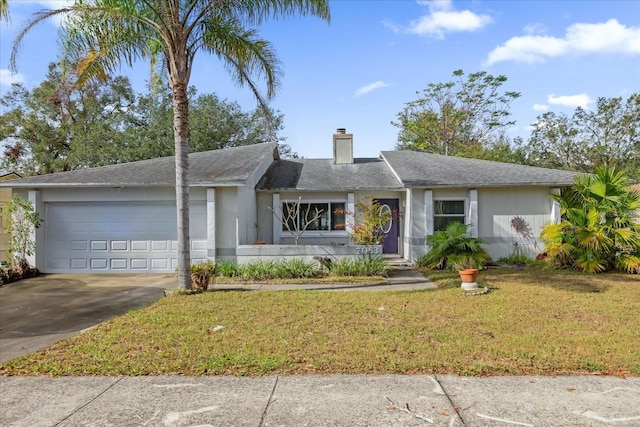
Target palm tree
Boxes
[541,166,640,273]
[1,0,9,23]
[11,0,330,289]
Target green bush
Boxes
[329,256,388,277]
[417,222,491,271]
[279,258,323,278]
[541,166,640,274]
[216,259,322,281]
[496,253,540,266]
[215,260,240,277]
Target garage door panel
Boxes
[90,241,107,251]
[45,202,207,273]
[90,259,108,269]
[110,241,128,251]
[110,259,128,270]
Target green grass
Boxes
[1,268,638,377]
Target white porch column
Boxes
[424,190,433,238]
[272,193,281,244]
[206,188,216,260]
[468,189,478,237]
[403,189,411,259]
[347,192,355,233]
[551,188,561,223]
[27,190,41,269]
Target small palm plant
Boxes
[541,166,640,274]
[419,221,490,271]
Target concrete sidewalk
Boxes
[1,374,639,426]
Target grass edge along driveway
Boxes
[1,268,638,377]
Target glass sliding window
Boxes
[331,202,346,230]
[281,201,346,231]
[434,200,465,231]
[303,203,329,230]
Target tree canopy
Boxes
[526,93,640,180]
[0,63,290,175]
[393,69,521,156]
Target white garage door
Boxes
[45,202,207,273]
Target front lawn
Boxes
[1,268,638,377]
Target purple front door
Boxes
[375,198,400,254]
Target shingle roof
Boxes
[256,158,402,191]
[381,151,580,187]
[5,143,278,188]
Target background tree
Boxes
[541,167,640,274]
[12,0,329,289]
[459,135,529,164]
[0,68,293,174]
[128,85,291,160]
[526,94,640,179]
[393,69,521,156]
[0,62,136,175]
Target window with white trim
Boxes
[282,201,346,231]
[434,200,465,231]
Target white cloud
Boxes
[393,0,492,39]
[354,81,390,97]
[487,19,640,65]
[532,104,549,112]
[523,23,546,36]
[0,69,25,87]
[547,93,593,109]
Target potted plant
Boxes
[190,261,216,291]
[449,254,483,290]
[419,222,490,290]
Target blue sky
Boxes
[1,0,639,159]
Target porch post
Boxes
[551,188,561,223]
[347,192,355,233]
[424,190,433,238]
[206,188,216,260]
[272,193,281,244]
[26,190,44,270]
[468,189,478,237]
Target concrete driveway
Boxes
[0,273,177,363]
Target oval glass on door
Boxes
[379,203,392,233]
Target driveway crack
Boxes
[434,374,466,426]
[258,375,279,427]
[54,377,123,426]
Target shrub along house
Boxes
[2,129,578,274]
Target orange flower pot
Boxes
[458,268,478,283]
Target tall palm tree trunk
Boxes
[171,77,191,289]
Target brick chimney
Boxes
[333,128,353,164]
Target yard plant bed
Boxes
[1,269,638,377]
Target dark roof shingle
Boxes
[381,151,580,187]
[257,158,402,191]
[6,143,278,187]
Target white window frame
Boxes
[433,198,467,232]
[280,198,349,236]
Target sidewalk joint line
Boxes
[54,376,123,426]
[259,375,279,427]
[434,374,466,426]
